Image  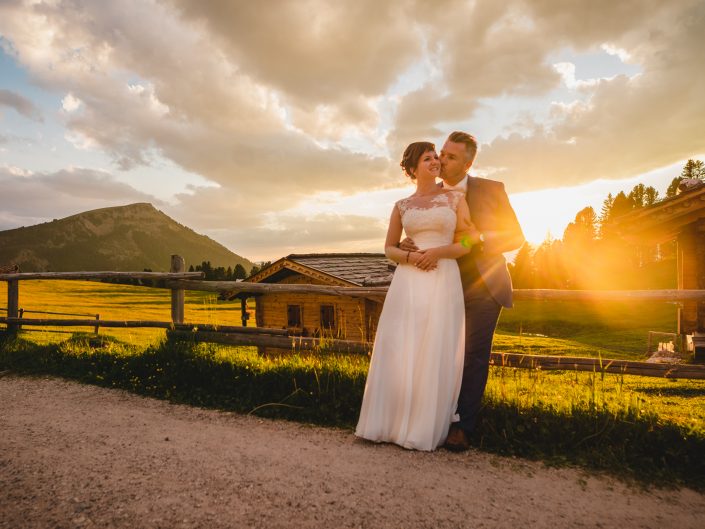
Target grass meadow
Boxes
[0,280,681,357]
[0,279,251,345]
[1,280,703,487]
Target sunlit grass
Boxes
[498,299,679,359]
[0,280,252,346]
[0,280,684,361]
[485,366,705,433]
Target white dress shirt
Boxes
[441,174,469,193]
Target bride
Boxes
[355,141,477,451]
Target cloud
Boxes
[0,0,704,258]
[478,0,705,192]
[198,212,388,262]
[61,93,82,113]
[0,88,42,121]
[0,166,160,230]
[166,0,419,117]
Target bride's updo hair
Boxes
[400,141,435,180]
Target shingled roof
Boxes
[246,253,395,286]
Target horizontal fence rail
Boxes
[0,271,204,281]
[2,272,705,302]
[2,261,705,378]
[490,352,705,379]
[172,282,705,302]
[0,318,286,334]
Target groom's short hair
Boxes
[447,131,478,164]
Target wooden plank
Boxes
[170,255,185,325]
[0,271,204,281]
[164,331,705,379]
[0,318,287,334]
[167,330,373,355]
[164,280,705,303]
[166,279,389,300]
[490,352,705,379]
[513,289,705,302]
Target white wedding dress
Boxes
[355,190,466,451]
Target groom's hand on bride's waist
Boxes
[398,237,418,252]
[398,238,437,271]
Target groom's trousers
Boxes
[457,280,503,434]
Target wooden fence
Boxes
[2,255,705,379]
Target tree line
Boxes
[509,159,705,290]
[187,261,274,281]
[187,261,249,281]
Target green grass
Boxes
[1,332,704,489]
[0,280,251,346]
[497,299,679,359]
[0,281,683,360]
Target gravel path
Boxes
[1,374,704,529]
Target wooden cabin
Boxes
[616,181,705,361]
[241,253,394,342]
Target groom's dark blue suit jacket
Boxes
[458,176,525,308]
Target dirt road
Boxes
[1,375,703,529]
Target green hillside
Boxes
[0,203,253,272]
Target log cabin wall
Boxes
[256,291,370,342]
[364,298,382,342]
[245,254,393,345]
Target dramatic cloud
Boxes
[0,88,42,121]
[200,212,389,259]
[478,0,705,192]
[0,165,159,229]
[0,0,703,258]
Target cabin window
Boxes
[320,304,336,331]
[287,305,302,327]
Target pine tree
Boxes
[628,183,646,208]
[511,242,534,288]
[666,177,682,198]
[680,159,705,180]
[644,186,659,206]
[234,264,247,279]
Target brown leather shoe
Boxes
[442,424,470,452]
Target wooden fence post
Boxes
[240,297,249,327]
[7,279,19,334]
[170,255,185,325]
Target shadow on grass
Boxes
[633,386,705,398]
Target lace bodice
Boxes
[396,190,464,250]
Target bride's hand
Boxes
[415,248,441,271]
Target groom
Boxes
[401,131,525,451]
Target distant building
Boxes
[240,253,394,342]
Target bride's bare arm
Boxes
[384,205,423,265]
[415,199,479,270]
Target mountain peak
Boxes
[0,204,253,272]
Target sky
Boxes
[1,0,704,263]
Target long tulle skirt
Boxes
[355,259,465,451]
